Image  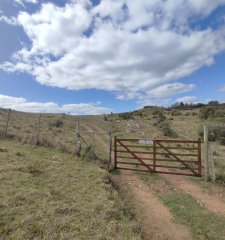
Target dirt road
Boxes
[81,123,191,239]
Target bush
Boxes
[218,137,225,146]
[158,122,177,137]
[216,171,225,185]
[171,110,182,116]
[118,112,134,120]
[49,120,64,128]
[154,112,166,125]
[82,145,96,161]
[199,107,215,120]
[198,125,225,144]
[26,160,42,176]
[214,111,225,117]
[152,110,161,115]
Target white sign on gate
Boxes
[139,139,153,145]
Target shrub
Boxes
[154,112,166,125]
[26,161,42,176]
[158,122,177,137]
[216,171,225,185]
[82,145,96,161]
[118,112,134,120]
[198,125,225,145]
[171,110,182,116]
[152,110,160,115]
[199,107,215,119]
[49,120,64,128]
[215,111,225,117]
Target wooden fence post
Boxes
[76,122,81,157]
[114,136,117,169]
[198,138,202,177]
[204,125,209,181]
[4,108,11,138]
[34,114,41,145]
[108,131,112,170]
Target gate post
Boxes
[153,140,156,172]
[114,136,117,169]
[198,138,202,176]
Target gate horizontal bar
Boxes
[156,139,199,143]
[117,138,199,144]
[117,145,198,150]
[117,156,198,163]
[117,161,198,170]
[116,167,201,176]
[155,171,201,177]
[117,156,154,160]
[117,150,198,156]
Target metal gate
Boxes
[114,137,201,177]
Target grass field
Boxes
[0,140,142,240]
[0,106,225,183]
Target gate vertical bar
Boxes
[114,136,117,169]
[198,138,202,176]
[153,140,156,172]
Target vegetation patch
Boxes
[161,192,225,240]
[0,140,142,240]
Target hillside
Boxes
[1,105,225,239]
[0,105,225,182]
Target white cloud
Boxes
[15,0,38,7]
[0,94,112,115]
[176,96,198,104]
[0,15,18,25]
[147,83,195,98]
[1,0,225,100]
[220,84,225,92]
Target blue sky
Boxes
[0,0,225,114]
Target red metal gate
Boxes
[114,137,201,177]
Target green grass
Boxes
[0,140,142,240]
[161,191,225,240]
[138,172,225,240]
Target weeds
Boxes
[26,160,42,176]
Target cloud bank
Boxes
[1,0,225,103]
[0,94,112,114]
